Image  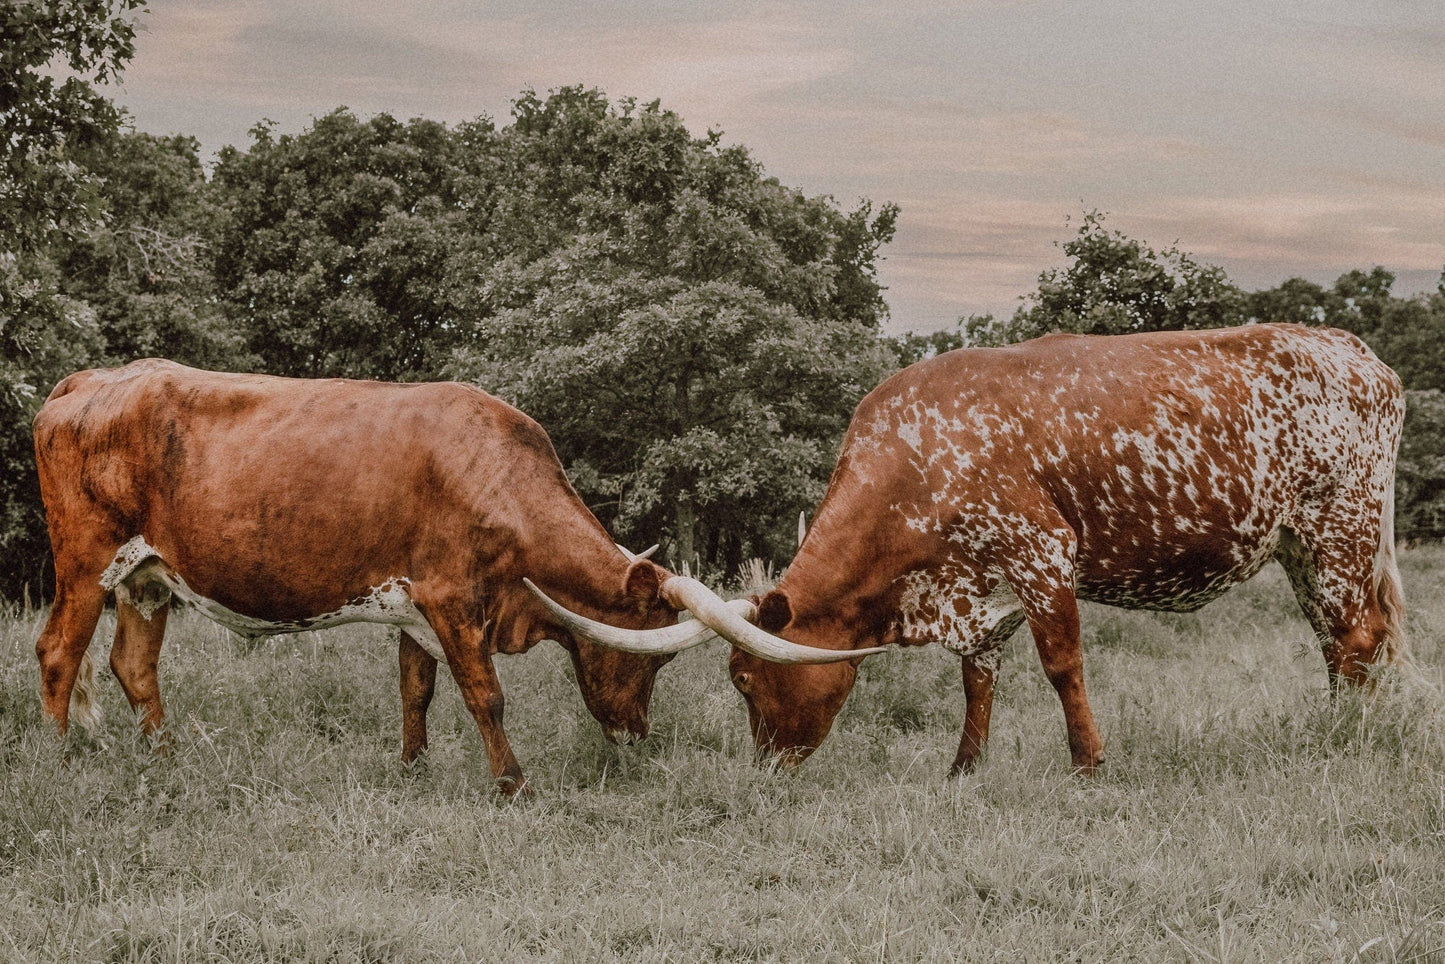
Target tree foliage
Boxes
[6,38,1445,598]
[1398,390,1445,542]
[967,211,1246,346]
[210,112,466,379]
[884,320,971,368]
[60,130,242,368]
[1,0,147,253]
[1,0,150,599]
[444,90,897,570]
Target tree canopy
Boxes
[443,90,897,569]
[1,0,149,597]
[2,1,1443,600]
[965,211,1246,346]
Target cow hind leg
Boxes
[109,594,170,734]
[36,579,108,734]
[399,632,438,764]
[1277,517,1402,692]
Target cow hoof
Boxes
[948,758,979,779]
[495,775,532,799]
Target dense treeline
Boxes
[3,4,1443,601]
[2,84,900,597]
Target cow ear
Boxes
[622,559,662,606]
[757,589,793,633]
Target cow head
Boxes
[525,556,679,745]
[568,558,682,745]
[565,641,673,745]
[526,572,884,761]
[727,589,874,769]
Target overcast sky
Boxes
[110,0,1445,334]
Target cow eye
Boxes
[732,671,753,694]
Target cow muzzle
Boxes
[606,726,648,746]
[758,745,813,772]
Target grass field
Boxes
[2,549,1444,962]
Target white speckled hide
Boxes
[836,324,1404,662]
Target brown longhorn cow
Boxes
[544,324,1408,777]
[32,359,794,795]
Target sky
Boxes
[109,0,1445,334]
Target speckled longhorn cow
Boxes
[32,359,711,794]
[717,323,1407,775]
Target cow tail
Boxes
[1372,477,1408,667]
[68,649,104,734]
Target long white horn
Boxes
[523,578,750,654]
[797,512,807,548]
[659,576,888,665]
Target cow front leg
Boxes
[398,631,437,764]
[429,618,527,796]
[1025,590,1104,773]
[947,610,1025,777]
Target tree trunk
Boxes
[675,496,696,574]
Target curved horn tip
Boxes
[523,577,744,655]
[660,575,887,665]
[615,542,661,562]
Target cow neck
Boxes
[523,532,637,623]
[481,536,636,655]
[778,494,913,649]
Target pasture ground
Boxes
[2,549,1444,962]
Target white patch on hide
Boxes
[100,537,446,661]
[897,566,1023,656]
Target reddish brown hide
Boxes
[729,324,1407,775]
[33,359,678,795]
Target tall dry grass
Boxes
[2,549,1443,961]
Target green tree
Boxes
[478,280,889,571]
[886,319,973,368]
[59,130,243,369]
[1397,390,1445,542]
[1,0,147,254]
[1,0,148,599]
[1242,276,1347,328]
[449,89,897,571]
[968,211,1246,346]
[210,110,470,379]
